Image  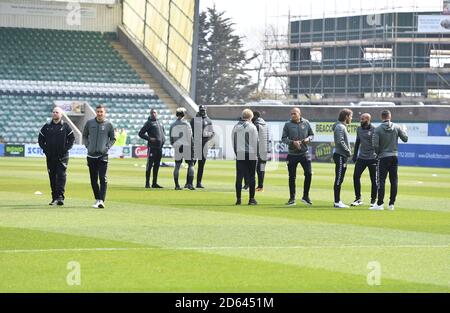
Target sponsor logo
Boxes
[5,144,25,157]
[133,146,148,158]
[26,146,45,157]
[315,123,359,135]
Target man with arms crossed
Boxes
[83,104,116,209]
[332,109,353,208]
[372,110,408,211]
[281,108,314,206]
[351,113,377,208]
[38,106,75,206]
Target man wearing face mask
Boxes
[190,105,214,188]
[351,113,377,208]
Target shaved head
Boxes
[361,113,371,120]
[52,106,63,123]
[290,107,301,122]
[360,113,371,127]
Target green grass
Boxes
[0,157,448,292]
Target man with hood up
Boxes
[139,109,166,189]
[232,109,259,206]
[332,108,353,208]
[252,111,269,192]
[371,110,408,211]
[190,105,215,188]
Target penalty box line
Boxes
[0,245,448,254]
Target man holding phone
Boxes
[281,107,314,206]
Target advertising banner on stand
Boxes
[5,144,25,157]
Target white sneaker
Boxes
[370,204,384,211]
[98,200,105,209]
[92,200,100,208]
[334,201,349,208]
[369,202,376,209]
[388,204,395,211]
[351,199,363,206]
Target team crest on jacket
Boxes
[102,126,105,131]
[368,131,372,136]
[301,125,305,129]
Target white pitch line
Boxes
[0,245,448,254]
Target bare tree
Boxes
[244,24,290,101]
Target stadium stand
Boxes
[0,27,175,145]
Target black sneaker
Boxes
[56,199,64,206]
[175,186,182,190]
[145,184,151,189]
[248,198,258,205]
[152,184,163,189]
[49,200,57,206]
[186,184,196,191]
[301,197,313,206]
[196,183,205,189]
[235,199,242,205]
[286,199,296,206]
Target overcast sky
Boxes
[200,0,444,49]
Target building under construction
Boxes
[269,8,450,104]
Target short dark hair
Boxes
[96,104,106,110]
[381,110,391,120]
[338,109,353,122]
[252,111,261,119]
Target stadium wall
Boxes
[0,0,121,32]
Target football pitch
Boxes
[0,157,448,292]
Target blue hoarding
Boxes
[0,143,4,157]
[428,123,450,137]
[398,144,450,168]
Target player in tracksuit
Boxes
[351,113,378,208]
[170,108,195,190]
[232,109,259,205]
[252,111,269,192]
[190,105,215,189]
[139,109,166,189]
[372,110,408,211]
[38,107,75,206]
[82,104,116,209]
[281,107,314,206]
[332,109,353,208]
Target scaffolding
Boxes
[265,2,450,105]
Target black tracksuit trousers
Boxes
[377,156,399,206]
[236,160,257,200]
[353,158,377,203]
[87,157,108,201]
[47,157,68,201]
[146,147,162,186]
[333,153,348,203]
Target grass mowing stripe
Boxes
[1,158,449,292]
